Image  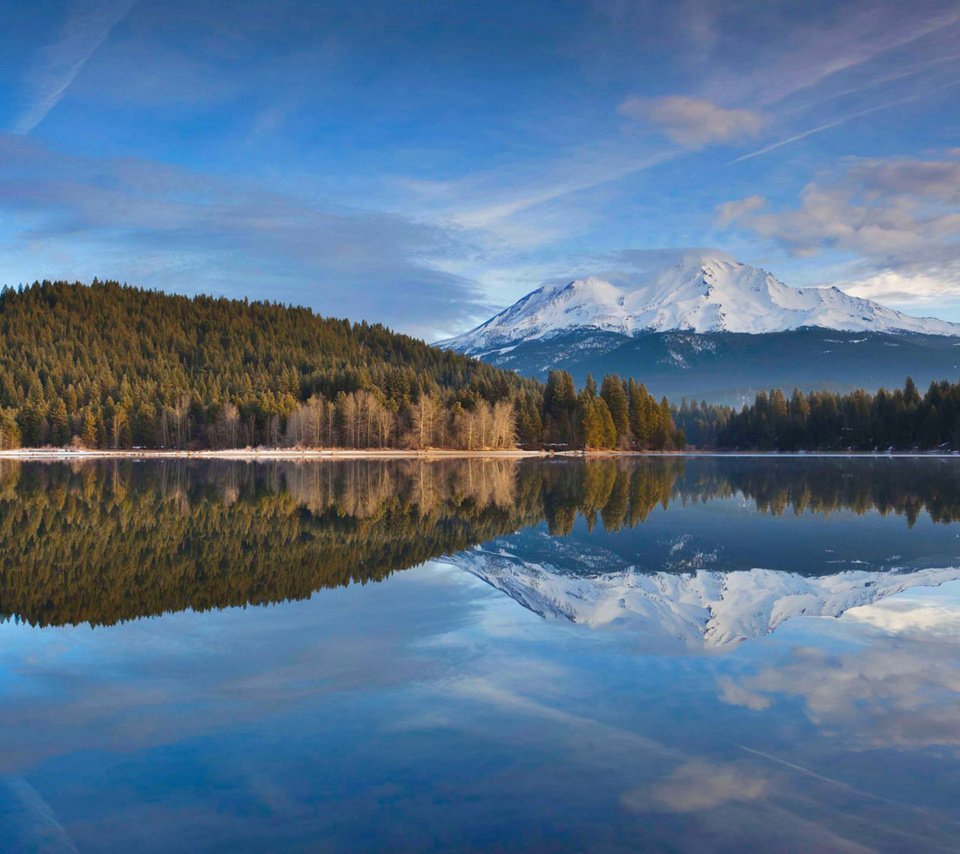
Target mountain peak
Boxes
[439,252,960,354]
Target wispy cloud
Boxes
[448,155,667,231]
[620,95,765,149]
[397,145,676,260]
[13,0,138,134]
[692,0,960,107]
[0,135,487,338]
[778,52,960,118]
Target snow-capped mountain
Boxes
[436,251,960,404]
[450,546,960,651]
[440,251,960,356]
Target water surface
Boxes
[1,457,959,851]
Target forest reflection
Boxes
[1,456,958,627]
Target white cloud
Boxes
[717,676,772,711]
[717,152,960,303]
[841,268,960,304]
[723,185,960,258]
[620,95,765,149]
[719,638,960,749]
[846,598,960,639]
[622,759,769,813]
[720,154,960,258]
[853,156,960,201]
[716,195,766,225]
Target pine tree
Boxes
[49,398,70,447]
[600,374,630,448]
[0,408,20,449]
[542,370,577,446]
[80,407,98,448]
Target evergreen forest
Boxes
[0,281,678,451]
[675,377,960,451]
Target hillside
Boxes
[0,280,538,450]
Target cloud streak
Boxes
[731,78,960,163]
[13,0,138,135]
[688,0,960,108]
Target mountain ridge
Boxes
[437,252,960,404]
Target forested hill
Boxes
[0,280,680,451]
[0,280,538,449]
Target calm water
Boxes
[2,457,960,852]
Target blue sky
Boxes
[1,0,959,338]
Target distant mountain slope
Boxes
[471,327,960,404]
[439,252,960,403]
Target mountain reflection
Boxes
[1,456,959,628]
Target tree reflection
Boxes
[1,456,958,627]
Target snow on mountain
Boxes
[440,251,960,354]
[450,546,960,650]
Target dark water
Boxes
[1,457,959,852]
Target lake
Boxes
[1,457,959,852]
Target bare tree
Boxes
[409,394,441,449]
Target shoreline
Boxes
[0,447,549,461]
[1,448,958,461]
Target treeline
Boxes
[674,377,960,451]
[670,456,960,526]
[0,281,681,451]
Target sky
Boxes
[0,0,959,339]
